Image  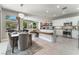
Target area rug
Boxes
[6,41,43,55]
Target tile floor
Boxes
[34,37,79,55]
[0,37,79,55]
[0,41,8,55]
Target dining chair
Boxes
[8,32,18,53]
[18,33,32,51]
[8,32,13,48]
[18,33,29,51]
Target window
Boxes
[5,15,17,30]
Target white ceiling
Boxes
[1,4,79,20]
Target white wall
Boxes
[52,16,79,39]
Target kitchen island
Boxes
[30,30,55,42]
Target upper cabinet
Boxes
[52,16,79,27]
[52,19,64,26]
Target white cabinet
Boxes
[53,19,64,26]
[72,30,78,39]
[52,16,79,39]
[56,30,63,36]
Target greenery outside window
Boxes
[6,21,16,30]
[23,20,27,29]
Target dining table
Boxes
[10,32,32,53]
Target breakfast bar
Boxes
[30,30,54,42]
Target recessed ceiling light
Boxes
[77,8,79,10]
[46,10,48,13]
[57,5,60,8]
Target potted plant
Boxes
[33,22,37,29]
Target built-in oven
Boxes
[63,22,72,38]
[63,29,72,38]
